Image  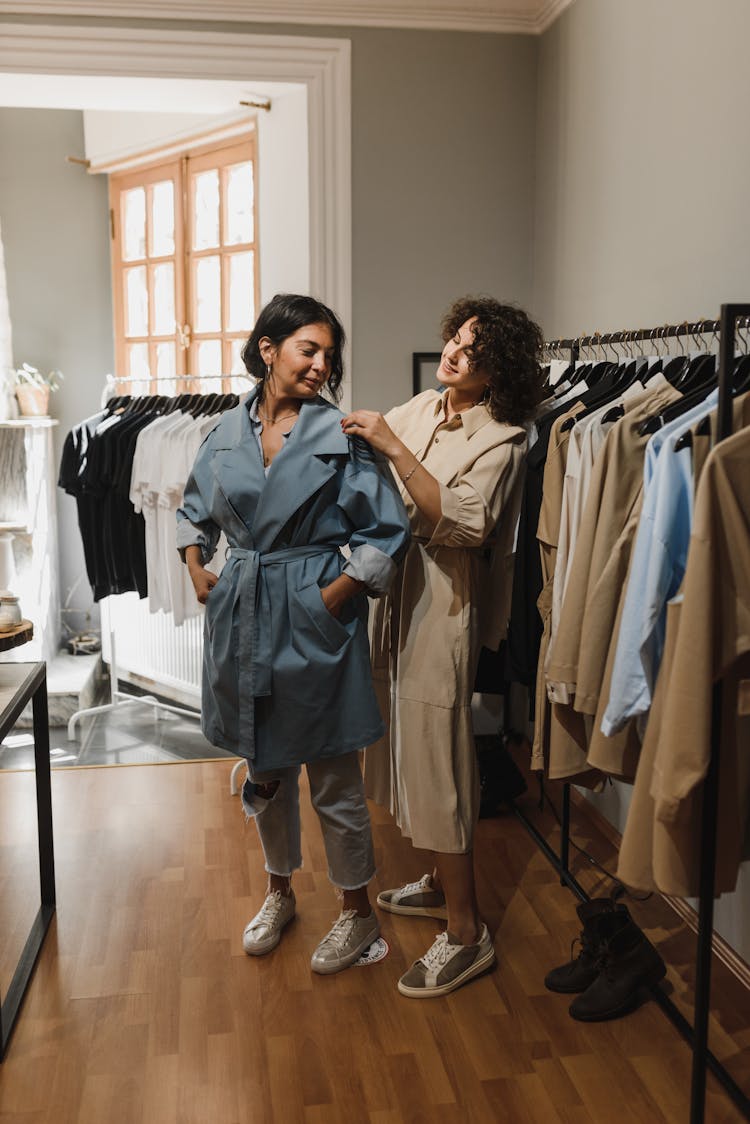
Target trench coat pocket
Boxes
[294,581,352,651]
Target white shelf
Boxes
[0,418,59,429]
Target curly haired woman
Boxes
[341,296,544,998]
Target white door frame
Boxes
[0,23,352,380]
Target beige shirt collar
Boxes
[432,391,493,440]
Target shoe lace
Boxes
[256,891,285,927]
[420,932,453,970]
[402,875,431,896]
[319,910,358,951]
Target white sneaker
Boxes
[377,873,447,919]
[242,889,296,955]
[397,923,496,998]
[310,909,380,975]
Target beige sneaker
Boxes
[242,889,296,955]
[310,910,380,975]
[397,924,496,998]
[377,873,447,919]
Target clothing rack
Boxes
[99,370,251,408]
[511,309,750,1124]
[544,318,723,365]
[68,373,253,743]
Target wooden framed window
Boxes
[110,133,259,395]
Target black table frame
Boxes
[0,661,56,1061]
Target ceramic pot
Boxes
[15,383,50,417]
[0,592,22,631]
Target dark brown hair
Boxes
[441,296,545,426]
[241,292,346,402]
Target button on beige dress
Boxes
[364,390,527,853]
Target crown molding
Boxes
[534,0,575,34]
[0,0,575,35]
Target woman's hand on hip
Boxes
[341,410,402,459]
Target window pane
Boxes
[227,252,254,332]
[152,263,175,336]
[123,187,146,261]
[155,342,176,392]
[193,170,220,250]
[151,180,175,257]
[125,266,148,336]
[225,162,254,245]
[195,256,221,332]
[127,343,150,389]
[197,340,222,379]
[229,339,245,375]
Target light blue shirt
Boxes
[600,390,718,736]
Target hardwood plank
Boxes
[0,760,747,1123]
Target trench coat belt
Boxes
[227,543,340,759]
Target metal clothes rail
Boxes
[515,307,750,1124]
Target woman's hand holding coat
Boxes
[341,411,401,458]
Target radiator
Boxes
[101,593,203,707]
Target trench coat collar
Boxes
[251,389,349,547]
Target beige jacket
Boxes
[619,423,750,896]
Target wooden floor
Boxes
[1,760,748,1123]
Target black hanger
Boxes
[124,395,154,415]
[216,393,239,412]
[567,362,591,388]
[637,364,717,437]
[662,355,689,385]
[601,403,625,425]
[164,393,189,414]
[673,353,716,393]
[583,360,615,388]
[642,358,664,383]
[104,394,131,415]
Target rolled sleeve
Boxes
[428,481,495,547]
[428,440,525,549]
[343,543,396,594]
[338,439,410,595]
[176,469,221,565]
[176,512,219,565]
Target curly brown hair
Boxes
[441,296,545,426]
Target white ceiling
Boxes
[0,0,575,35]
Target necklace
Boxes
[258,408,299,425]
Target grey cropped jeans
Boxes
[241,751,375,891]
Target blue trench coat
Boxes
[176,388,410,770]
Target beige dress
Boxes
[364,389,526,853]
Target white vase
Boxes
[0,531,16,592]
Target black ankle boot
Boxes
[568,913,667,1022]
[544,898,629,994]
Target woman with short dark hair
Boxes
[178,292,410,975]
[342,295,544,998]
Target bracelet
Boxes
[401,464,419,483]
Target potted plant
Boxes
[12,363,64,417]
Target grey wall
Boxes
[0,23,539,627]
[349,28,537,410]
[534,0,750,338]
[0,107,113,630]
